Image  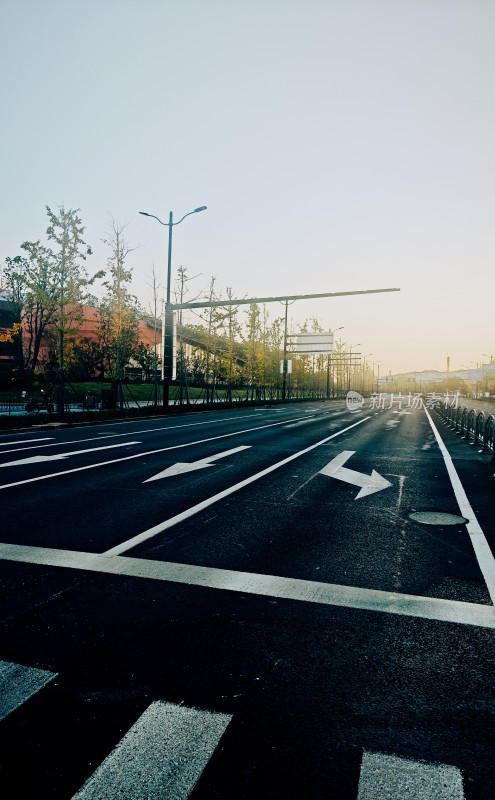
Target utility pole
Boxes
[282,300,289,401]
[57,247,65,416]
[139,206,207,410]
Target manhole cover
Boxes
[409,511,468,526]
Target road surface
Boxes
[0,398,494,798]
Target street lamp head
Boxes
[194,206,207,213]
[139,211,151,216]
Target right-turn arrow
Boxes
[319,450,392,499]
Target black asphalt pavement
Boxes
[0,399,494,798]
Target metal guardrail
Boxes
[0,394,25,415]
[0,382,339,420]
[437,401,495,461]
[0,391,95,417]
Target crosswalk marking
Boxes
[358,751,465,799]
[0,663,472,798]
[0,660,57,721]
[71,701,232,800]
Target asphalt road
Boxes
[0,398,494,799]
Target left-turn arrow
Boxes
[0,442,142,468]
[143,445,251,482]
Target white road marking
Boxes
[0,442,142,467]
[320,451,392,499]
[0,414,262,455]
[144,445,251,481]
[358,751,464,799]
[71,701,231,800]
[0,660,58,721]
[94,412,261,435]
[0,438,54,447]
[104,418,370,556]
[424,403,495,604]
[284,416,317,428]
[2,543,494,629]
[0,414,313,491]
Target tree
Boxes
[201,278,228,399]
[4,206,99,390]
[98,221,140,399]
[4,249,58,381]
[65,337,105,381]
[220,287,243,386]
[0,292,23,386]
[0,321,22,344]
[146,263,162,405]
[134,342,155,381]
[46,205,96,411]
[173,266,203,404]
[243,302,264,396]
[265,315,284,390]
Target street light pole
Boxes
[376,361,382,393]
[282,300,289,401]
[57,251,65,416]
[347,343,361,391]
[163,210,174,411]
[326,326,343,399]
[139,206,207,409]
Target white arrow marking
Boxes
[0,442,142,468]
[320,450,392,499]
[143,445,251,482]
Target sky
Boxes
[1,0,494,377]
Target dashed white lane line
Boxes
[71,701,231,800]
[424,404,495,604]
[283,416,316,428]
[104,417,370,556]
[1,543,494,629]
[358,751,464,799]
[0,660,58,721]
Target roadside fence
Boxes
[436,399,495,462]
[0,393,25,415]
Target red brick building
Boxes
[76,305,160,349]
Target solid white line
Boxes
[1,543,494,629]
[424,404,495,604]
[0,438,54,447]
[358,751,464,799]
[104,417,370,556]
[71,701,231,800]
[0,660,58,721]
[0,414,262,454]
[0,414,314,491]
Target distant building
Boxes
[75,304,159,349]
[0,300,163,385]
[387,369,470,384]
